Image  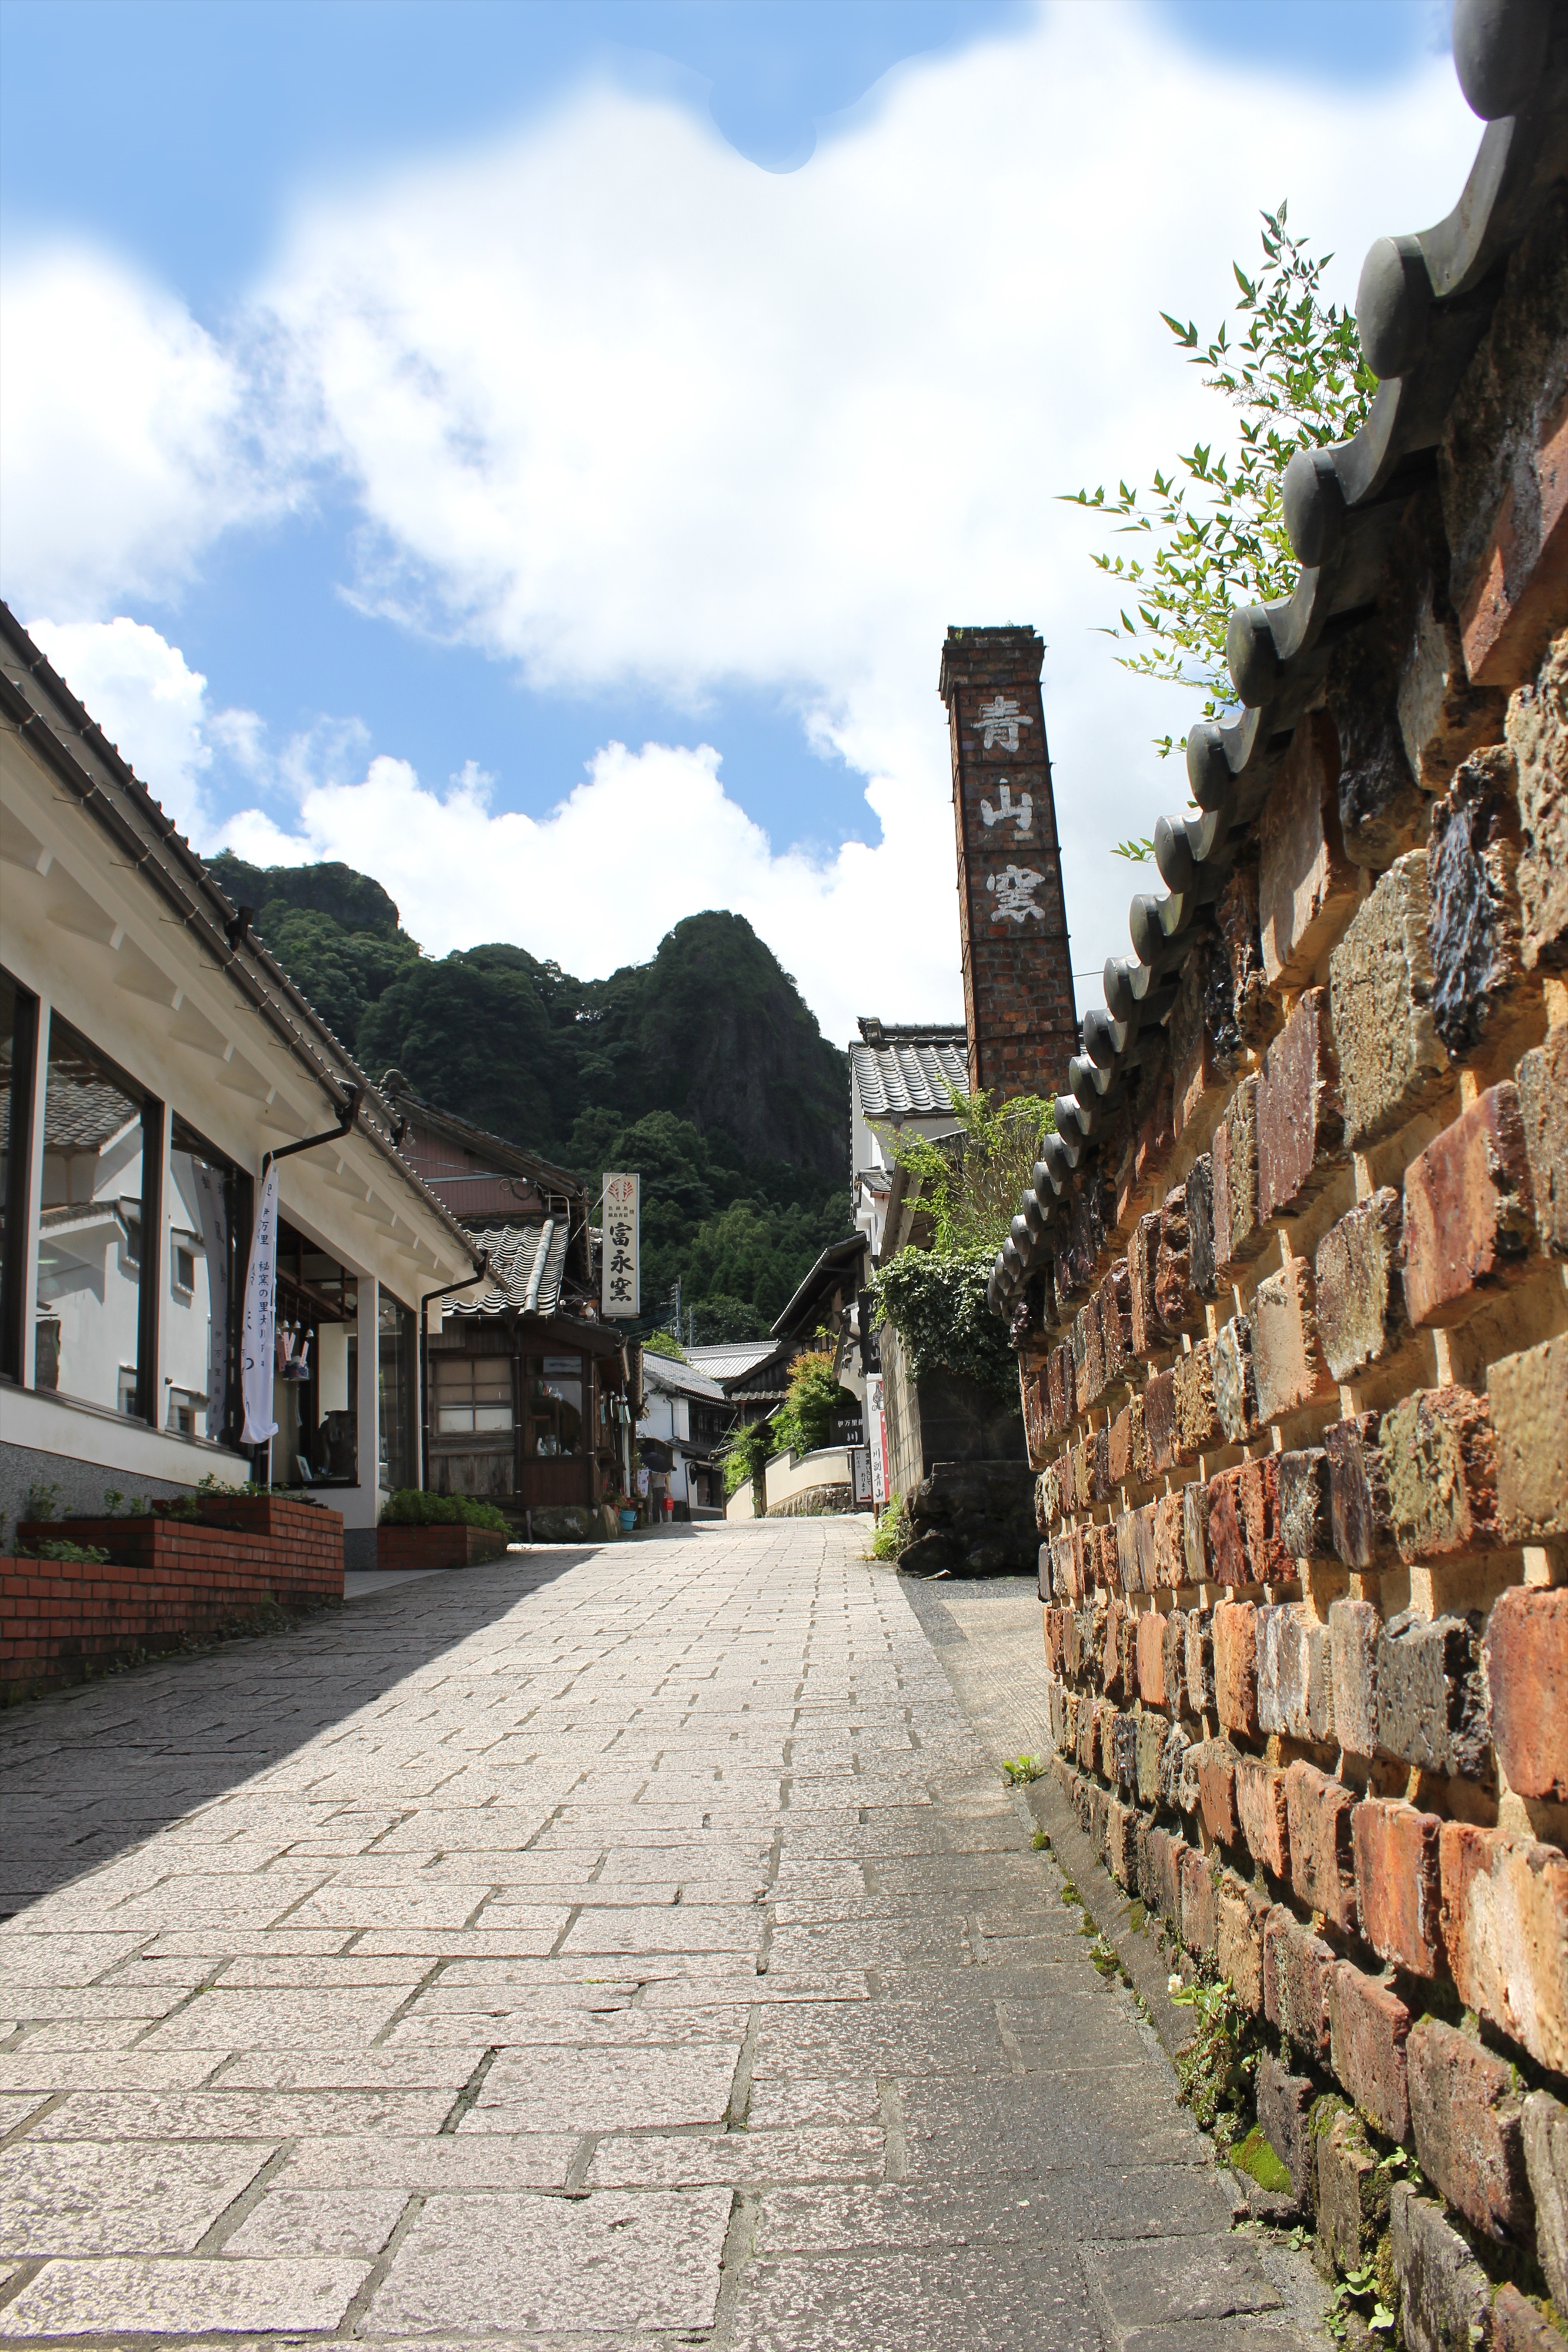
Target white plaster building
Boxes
[0,609,485,1563]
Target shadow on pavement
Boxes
[0,1546,599,1917]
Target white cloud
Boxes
[0,248,270,619]
[2,2,1480,1045]
[24,616,232,842]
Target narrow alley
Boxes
[0,1524,1319,2348]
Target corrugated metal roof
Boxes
[447,1220,569,1319]
[640,1352,729,1402]
[686,1340,781,1380]
[850,1034,970,1118]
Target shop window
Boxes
[378,1290,417,1491]
[529,1354,584,1457]
[434,1353,513,1434]
[270,1218,357,1486]
[166,1118,244,1450]
[34,1013,156,1417]
[1,965,39,1384]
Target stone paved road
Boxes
[0,1519,1320,2348]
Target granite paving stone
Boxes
[0,1519,1330,2344]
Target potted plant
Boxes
[377,1490,512,1569]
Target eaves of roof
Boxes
[989,11,1568,1321]
[386,1080,586,1200]
[0,605,486,1278]
[770,1233,866,1339]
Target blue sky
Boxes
[1,0,1463,1033]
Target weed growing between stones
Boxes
[1031,1828,1051,1850]
[1325,2256,1396,2343]
[1168,1974,1261,2151]
[1001,1755,1044,1784]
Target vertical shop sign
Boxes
[601,1172,640,1318]
[864,1371,890,1506]
[240,1162,279,1445]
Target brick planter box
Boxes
[376,1524,511,1571]
[4,1497,343,1693]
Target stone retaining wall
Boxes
[1018,127,1568,2350]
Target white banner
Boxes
[865,1372,890,1506]
[240,1162,279,1445]
[601,1172,640,1319]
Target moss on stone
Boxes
[1234,2126,1293,2195]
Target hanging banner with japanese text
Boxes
[601,1172,640,1318]
[240,1161,279,1445]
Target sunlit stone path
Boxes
[0,1519,1319,2347]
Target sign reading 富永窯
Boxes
[601,1172,640,1318]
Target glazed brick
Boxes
[1484,1585,1568,1801]
[1516,1022,1568,1254]
[1183,1610,1215,1717]
[1285,1759,1358,1932]
[1316,2109,1383,2279]
[1257,1603,1334,1744]
[1106,1797,1139,1891]
[1181,1482,1210,1588]
[1161,1716,1194,1815]
[1155,1185,1201,1339]
[1259,712,1359,988]
[1440,1826,1568,2074]
[1129,1394,1153,1487]
[1330,1961,1412,2143]
[1215,1871,1269,2014]
[1406,2017,1530,2243]
[1172,1342,1222,1462]
[1255,2049,1318,2211]
[1523,2090,1568,2310]
[1149,1825,1183,1931]
[1263,1904,1334,2063]
[1128,1211,1161,1358]
[1276,1449,1330,1562]
[1256,986,1345,1220]
[1329,852,1448,1147]
[1206,1468,1247,1587]
[1212,1317,1256,1446]
[1068,1441,1089,1515]
[1194,1740,1241,1844]
[1323,1413,1393,1571]
[1376,1608,1489,1780]
[1489,1332,1568,1544]
[1239,1455,1294,1586]
[1512,630,1568,970]
[1047,1341,1075,1434]
[1153,1492,1185,1592]
[1314,1187,1407,1382]
[1142,1369,1178,1478]
[1161,1609,1187,1715]
[1112,1710,1139,1794]
[1251,1256,1333,1423]
[1354,1799,1445,1977]
[1072,1296,1106,1415]
[1178,1843,1216,1959]
[1134,1503,1159,1596]
[1099,1261,1133,1389]
[1426,744,1527,1054]
[1185,1151,1218,1297]
[1111,1515,1136,1601]
[1235,1752,1289,1876]
[1101,1597,1126,1696]
[1211,1078,1263,1271]
[1402,1083,1536,1328]
[1213,1601,1260,1739]
[1136,1611,1167,1708]
[1380,1386,1499,1563]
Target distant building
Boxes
[382,1080,636,1520]
[637,1351,734,1518]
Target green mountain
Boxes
[210,853,852,1338]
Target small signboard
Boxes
[864,1372,890,1506]
[850,1445,873,1506]
[601,1172,640,1318]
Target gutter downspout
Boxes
[419,1254,492,1495]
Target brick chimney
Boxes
[940,624,1076,1104]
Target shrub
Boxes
[871,1248,1018,1398]
[771,1349,857,1460]
[380,1489,510,1533]
[720,1416,775,1501]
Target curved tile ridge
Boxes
[990,0,1568,1321]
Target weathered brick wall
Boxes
[1021,148,1568,2344]
[940,625,1076,1103]
[376,1524,509,1570]
[2,1498,343,1692]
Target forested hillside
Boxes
[211,853,852,1338]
